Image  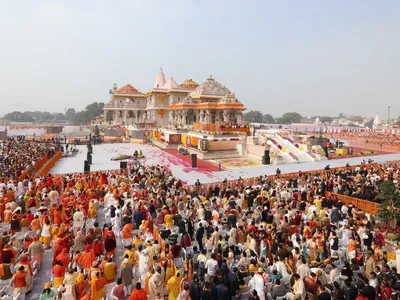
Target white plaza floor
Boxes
[50,143,400,185]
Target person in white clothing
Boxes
[297,258,310,279]
[248,269,266,300]
[73,208,85,230]
[285,273,306,300]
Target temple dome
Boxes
[180,79,199,90]
[116,84,141,94]
[190,76,231,97]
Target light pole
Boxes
[388,106,391,129]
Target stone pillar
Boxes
[123,110,127,125]
[237,111,243,123]
[223,111,229,122]
[182,110,188,126]
[205,110,211,123]
[103,111,107,123]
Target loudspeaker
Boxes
[87,152,92,164]
[120,161,127,169]
[262,150,270,165]
[191,154,197,168]
[84,160,90,172]
[87,144,92,154]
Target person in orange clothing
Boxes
[52,260,65,288]
[75,270,87,300]
[122,222,133,247]
[53,233,71,265]
[130,282,148,300]
[11,266,28,299]
[31,214,42,232]
[3,204,12,224]
[79,245,96,270]
[53,206,62,225]
[90,272,107,300]
[49,203,57,224]
[55,248,70,274]
[347,236,357,259]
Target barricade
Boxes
[19,153,49,181]
[326,192,379,215]
[184,163,379,195]
[36,151,62,177]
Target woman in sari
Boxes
[166,270,182,300]
[163,258,175,284]
[88,200,97,219]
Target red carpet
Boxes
[163,149,220,172]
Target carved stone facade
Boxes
[104,69,247,130]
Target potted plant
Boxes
[376,180,400,240]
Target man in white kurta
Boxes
[248,269,265,300]
[138,249,150,284]
[73,209,85,230]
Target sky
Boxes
[0,1,399,118]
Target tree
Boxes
[84,102,104,121]
[277,112,302,124]
[65,108,76,121]
[243,110,264,123]
[73,111,89,123]
[54,113,66,120]
[338,112,345,118]
[262,114,275,123]
[3,111,34,122]
[376,181,400,227]
[41,111,54,120]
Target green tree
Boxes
[262,114,275,123]
[243,110,264,123]
[377,181,400,227]
[65,108,76,121]
[3,111,34,122]
[54,113,66,120]
[278,112,302,124]
[41,111,54,120]
[84,102,104,121]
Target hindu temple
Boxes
[103,68,250,159]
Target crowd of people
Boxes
[0,143,400,300]
[331,132,400,148]
[0,137,58,178]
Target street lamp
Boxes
[388,106,391,129]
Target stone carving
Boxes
[191,77,231,97]
[182,95,194,104]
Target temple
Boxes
[103,68,250,159]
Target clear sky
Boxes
[0,1,399,118]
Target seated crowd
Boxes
[0,137,58,178]
[0,148,399,300]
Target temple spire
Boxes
[163,76,178,89]
[154,67,166,88]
